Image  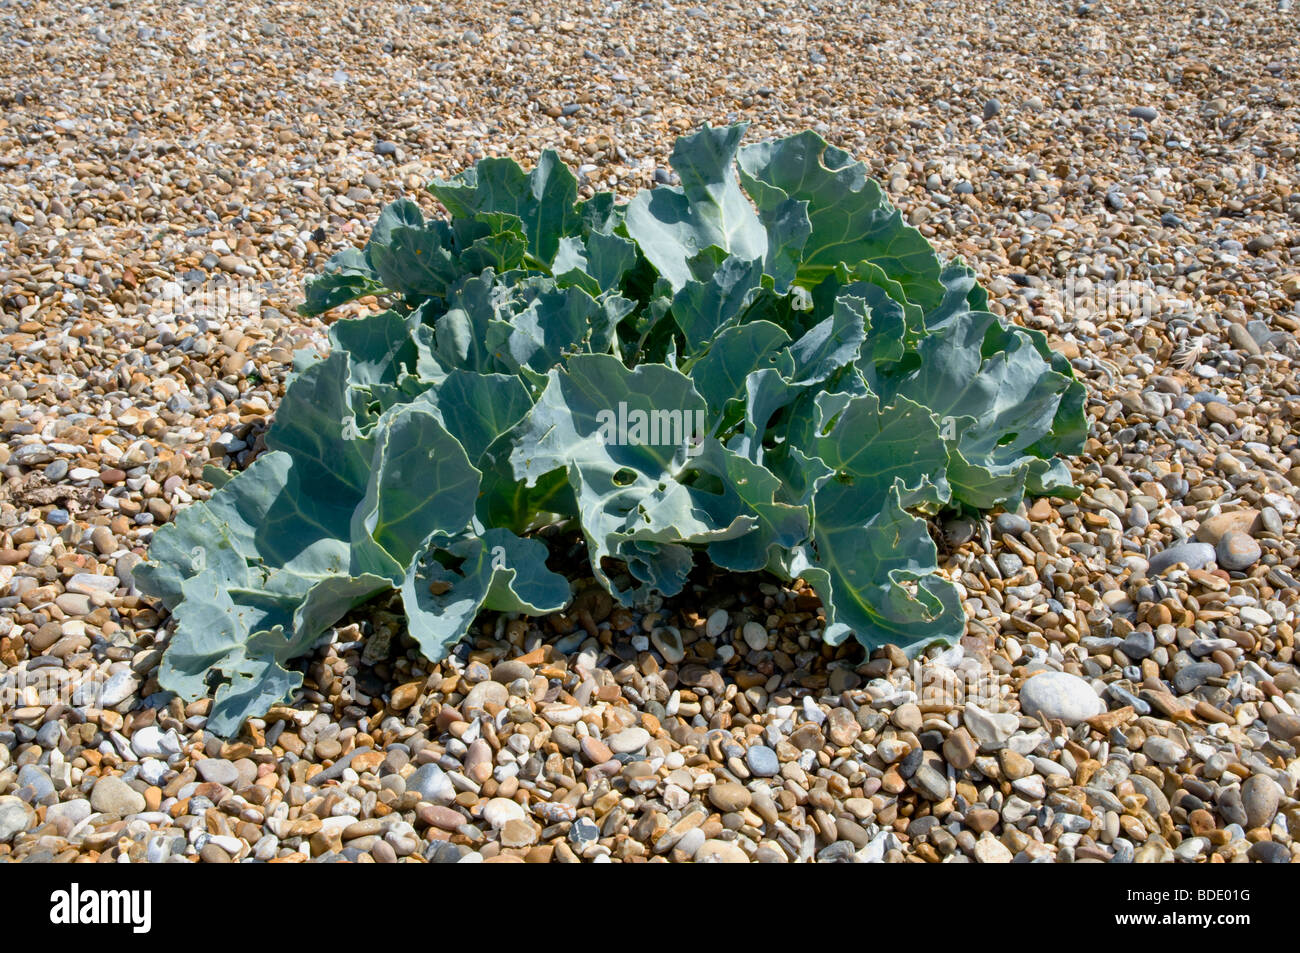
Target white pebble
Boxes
[742,621,769,651]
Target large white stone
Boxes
[1019,671,1105,725]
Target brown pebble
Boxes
[500,818,539,848]
[418,805,466,831]
[708,782,752,813]
[199,843,231,863]
[1204,402,1237,426]
[389,680,423,711]
[999,750,1032,781]
[942,727,977,770]
[580,736,613,764]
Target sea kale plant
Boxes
[136,123,1087,734]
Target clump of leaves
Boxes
[136,123,1086,734]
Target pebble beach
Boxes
[0,0,1298,863]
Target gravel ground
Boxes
[1,0,1299,863]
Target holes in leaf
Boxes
[996,432,1018,446]
[688,473,726,496]
[427,549,467,575]
[612,467,637,487]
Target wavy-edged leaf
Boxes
[624,123,767,291]
[684,440,810,572]
[368,221,461,299]
[510,354,745,600]
[300,246,383,317]
[788,293,868,384]
[671,253,764,351]
[884,308,1077,509]
[553,230,639,295]
[507,284,618,372]
[790,484,964,652]
[688,320,791,427]
[329,310,416,386]
[350,404,481,580]
[429,151,580,265]
[430,370,533,465]
[737,131,943,310]
[401,529,569,661]
[156,569,299,730]
[265,351,375,499]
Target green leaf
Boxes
[806,390,950,511]
[507,284,617,372]
[763,390,961,649]
[737,171,811,293]
[885,308,1077,509]
[509,354,746,601]
[156,562,309,736]
[350,404,481,580]
[790,484,964,652]
[401,529,569,661]
[429,151,580,265]
[265,351,375,499]
[453,214,529,275]
[624,123,768,291]
[577,191,623,235]
[683,440,810,572]
[670,253,764,351]
[811,265,911,368]
[553,230,639,294]
[329,310,416,386]
[431,271,514,373]
[924,258,988,331]
[201,465,232,490]
[788,293,868,384]
[429,370,534,465]
[300,246,383,317]
[737,131,944,310]
[688,320,792,427]
[290,573,394,657]
[368,198,426,255]
[368,221,462,299]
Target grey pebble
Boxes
[994,513,1031,536]
[1241,775,1281,830]
[0,797,35,843]
[1173,661,1222,694]
[1248,841,1290,863]
[1217,788,1249,828]
[1148,541,1216,574]
[745,745,780,777]
[1216,531,1261,571]
[195,758,240,786]
[1118,630,1155,660]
